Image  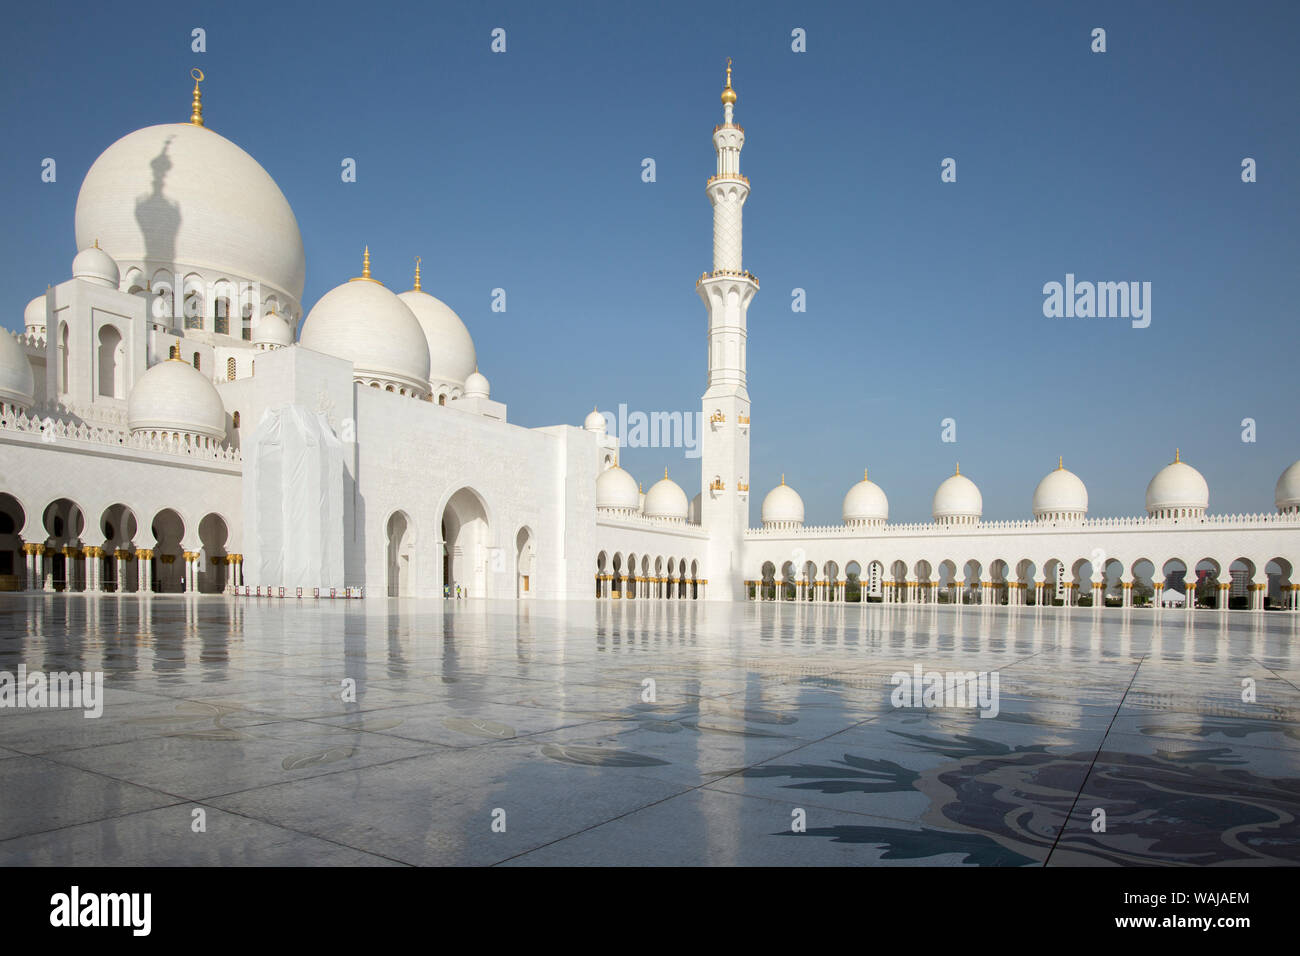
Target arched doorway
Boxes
[516,526,535,598]
[442,487,489,599]
[198,513,229,593]
[387,511,414,597]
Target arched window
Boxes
[97,325,124,398]
[59,323,70,393]
[241,304,253,341]
[192,352,201,371]
[438,394,446,406]
[226,356,236,381]
[214,296,230,336]
[232,411,240,428]
[184,290,203,330]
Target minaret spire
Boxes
[413,256,422,291]
[698,62,757,600]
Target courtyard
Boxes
[0,595,1297,866]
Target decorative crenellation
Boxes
[0,406,242,463]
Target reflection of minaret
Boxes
[699,60,757,601]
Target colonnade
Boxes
[17,542,243,594]
[596,574,706,601]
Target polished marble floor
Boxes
[1,594,1298,866]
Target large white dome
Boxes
[1275,460,1300,514]
[0,331,35,411]
[843,469,888,525]
[397,288,476,392]
[300,273,431,396]
[762,478,804,528]
[75,122,305,305]
[933,467,982,523]
[127,357,226,442]
[1145,452,1208,517]
[1033,459,1088,520]
[595,465,639,513]
[644,472,689,521]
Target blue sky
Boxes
[2,0,1297,524]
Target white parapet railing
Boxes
[0,405,242,464]
[744,512,1300,539]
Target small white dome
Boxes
[252,310,294,347]
[584,407,607,432]
[762,478,805,527]
[127,357,226,442]
[843,469,888,525]
[24,295,46,333]
[1145,452,1209,517]
[0,331,35,410]
[595,465,640,513]
[397,288,476,390]
[1033,459,1088,519]
[1275,460,1300,513]
[72,245,120,288]
[933,467,982,523]
[300,272,431,396]
[644,472,689,521]
[464,369,490,399]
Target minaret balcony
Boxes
[696,269,759,288]
[707,172,749,186]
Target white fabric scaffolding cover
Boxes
[243,404,344,590]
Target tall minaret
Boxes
[698,59,757,600]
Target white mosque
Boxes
[1,66,1298,611]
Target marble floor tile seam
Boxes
[49,738,462,806]
[1252,659,1300,698]
[178,800,418,868]
[487,705,916,865]
[0,753,194,844]
[294,709,618,751]
[1041,652,1150,867]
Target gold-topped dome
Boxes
[721,58,737,106]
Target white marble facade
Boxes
[0,69,1297,609]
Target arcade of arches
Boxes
[596,552,707,601]
[0,492,240,594]
[746,554,1298,611]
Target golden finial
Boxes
[351,246,380,283]
[413,256,422,291]
[955,462,960,476]
[1058,456,1064,470]
[1175,448,1181,463]
[93,239,99,249]
[721,58,737,107]
[189,68,205,127]
[781,473,785,485]
[864,467,869,481]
